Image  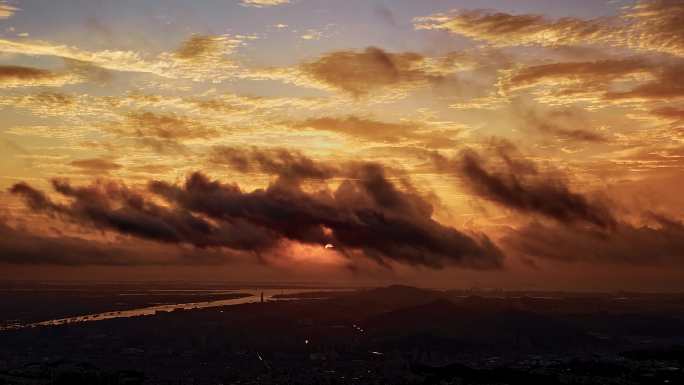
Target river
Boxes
[1,288,345,331]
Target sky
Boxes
[0,0,683,290]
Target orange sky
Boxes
[0,0,683,290]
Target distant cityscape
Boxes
[0,283,682,384]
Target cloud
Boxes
[210,146,338,180]
[651,106,684,121]
[11,179,273,250]
[605,66,684,101]
[151,166,504,269]
[0,220,149,265]
[0,34,244,82]
[9,182,60,212]
[157,34,245,82]
[70,158,122,173]
[499,58,684,104]
[0,1,19,19]
[504,215,684,265]
[613,144,684,171]
[517,106,608,142]
[435,140,616,229]
[135,137,192,156]
[11,162,505,269]
[120,111,219,140]
[300,47,440,97]
[503,59,652,91]
[415,9,611,48]
[0,65,83,87]
[431,140,684,266]
[247,48,486,97]
[240,0,290,8]
[0,38,159,74]
[299,23,336,42]
[624,0,684,57]
[175,35,230,60]
[99,111,220,156]
[1,91,76,110]
[415,1,684,57]
[295,116,460,147]
[0,219,243,266]
[0,65,56,81]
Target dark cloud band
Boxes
[9,157,504,269]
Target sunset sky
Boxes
[1,0,683,290]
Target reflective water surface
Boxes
[1,288,344,330]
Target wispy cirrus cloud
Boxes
[0,1,19,19]
[116,111,220,140]
[240,0,290,8]
[496,57,684,107]
[415,9,612,48]
[622,0,684,57]
[294,115,460,148]
[650,106,684,121]
[501,58,653,92]
[515,105,609,143]
[0,34,245,82]
[415,1,684,57]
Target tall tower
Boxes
[260,291,264,303]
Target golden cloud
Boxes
[116,111,220,140]
[624,1,684,57]
[0,65,84,87]
[415,1,684,57]
[295,116,460,148]
[516,105,608,143]
[498,58,684,108]
[300,47,440,97]
[0,34,244,82]
[415,9,611,48]
[605,66,684,101]
[503,59,653,91]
